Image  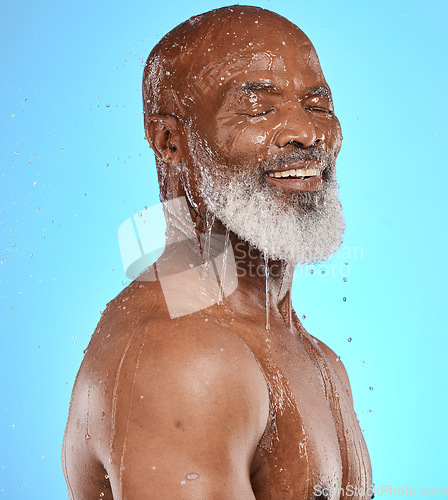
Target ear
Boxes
[145,114,183,164]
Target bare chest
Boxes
[245,325,372,499]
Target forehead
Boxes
[189,21,327,100]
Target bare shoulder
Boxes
[106,315,269,496]
[311,335,354,404]
[64,280,269,498]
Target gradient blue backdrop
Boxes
[1,0,447,497]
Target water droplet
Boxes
[343,297,346,302]
[347,337,352,342]
[310,269,314,275]
[85,432,90,440]
[320,269,325,275]
[186,472,200,481]
[100,493,104,497]
[369,386,373,391]
[302,315,306,320]
[343,277,347,282]
[105,474,109,479]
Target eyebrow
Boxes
[308,86,333,99]
[238,81,280,93]
[236,82,332,99]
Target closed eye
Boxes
[305,106,334,116]
[244,109,274,117]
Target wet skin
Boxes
[63,6,372,499]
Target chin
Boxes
[200,170,345,265]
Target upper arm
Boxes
[107,324,269,499]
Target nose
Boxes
[273,106,324,149]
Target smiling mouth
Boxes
[267,167,320,180]
[265,164,324,192]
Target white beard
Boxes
[187,133,345,265]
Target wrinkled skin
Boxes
[62,6,372,499]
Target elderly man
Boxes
[63,6,372,499]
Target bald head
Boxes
[142,6,344,262]
[142,6,318,121]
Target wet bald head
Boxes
[142,5,317,121]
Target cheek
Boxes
[320,118,342,158]
[214,117,276,163]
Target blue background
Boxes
[1,0,447,497]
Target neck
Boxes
[162,197,296,325]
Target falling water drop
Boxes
[343,297,346,302]
[347,337,352,342]
[369,387,373,391]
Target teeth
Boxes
[268,168,320,178]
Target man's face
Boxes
[178,15,345,263]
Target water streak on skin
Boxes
[294,315,368,494]
[264,253,270,330]
[257,358,310,497]
[63,430,75,499]
[118,337,147,494]
[203,210,215,268]
[109,328,138,462]
[278,263,294,330]
[218,227,230,304]
[85,333,103,440]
